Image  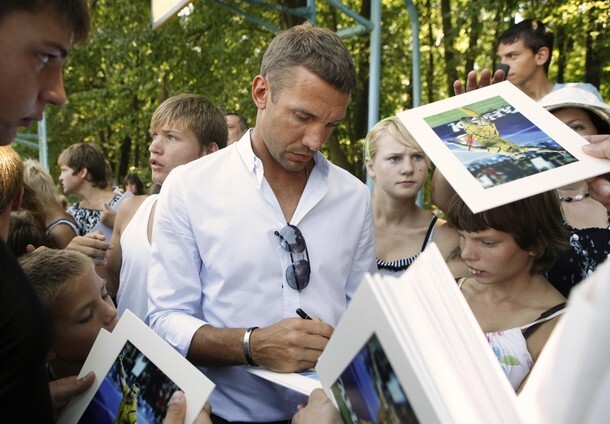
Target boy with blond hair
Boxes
[19,249,118,380]
[67,94,227,321]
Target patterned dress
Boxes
[458,278,567,390]
[546,224,610,297]
[68,193,122,236]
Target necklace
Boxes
[559,191,610,225]
[558,192,589,202]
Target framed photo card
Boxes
[397,81,610,213]
[57,311,214,424]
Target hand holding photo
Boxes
[57,311,214,424]
[397,81,610,212]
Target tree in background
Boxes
[15,0,609,188]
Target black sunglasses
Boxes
[274,224,311,291]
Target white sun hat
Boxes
[540,84,610,125]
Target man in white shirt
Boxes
[147,22,376,423]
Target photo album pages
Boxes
[249,244,524,423]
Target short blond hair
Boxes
[0,146,23,212]
[23,159,62,206]
[150,94,228,150]
[364,117,431,169]
[19,249,92,319]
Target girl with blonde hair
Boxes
[23,159,78,248]
[364,117,458,275]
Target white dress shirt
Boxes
[147,132,376,422]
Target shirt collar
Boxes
[235,129,330,188]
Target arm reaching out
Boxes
[65,231,112,267]
[453,68,506,96]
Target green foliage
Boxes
[24,0,609,192]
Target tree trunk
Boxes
[280,0,307,29]
[465,3,481,75]
[585,14,602,88]
[119,136,132,183]
[327,134,356,175]
[555,26,566,83]
[425,0,435,103]
[440,0,458,96]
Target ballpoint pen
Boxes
[296,308,312,320]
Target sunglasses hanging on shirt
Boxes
[275,224,311,291]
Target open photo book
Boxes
[57,310,215,424]
[249,244,523,423]
[396,81,610,213]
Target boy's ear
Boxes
[11,186,24,211]
[77,167,88,179]
[202,142,219,156]
[534,47,550,67]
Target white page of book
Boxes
[246,367,322,395]
[396,81,610,213]
[383,245,520,422]
[317,271,445,423]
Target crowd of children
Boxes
[1,1,610,423]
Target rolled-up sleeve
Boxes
[345,187,377,301]
[147,167,208,356]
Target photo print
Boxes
[330,333,419,424]
[397,81,610,213]
[79,340,180,423]
[423,95,577,189]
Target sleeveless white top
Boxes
[116,194,158,321]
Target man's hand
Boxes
[292,389,341,424]
[50,371,95,416]
[453,68,506,96]
[251,317,334,372]
[582,134,610,210]
[65,231,112,266]
[163,391,212,424]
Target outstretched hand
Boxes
[453,68,506,96]
[100,203,117,228]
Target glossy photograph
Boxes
[424,95,577,188]
[397,81,610,213]
[330,333,419,424]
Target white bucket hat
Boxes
[540,84,610,126]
